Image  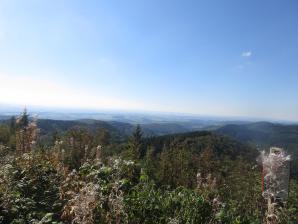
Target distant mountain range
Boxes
[0,105,254,137]
[32,118,231,140]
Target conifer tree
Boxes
[15,109,38,153]
[127,124,143,161]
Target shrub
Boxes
[0,152,63,223]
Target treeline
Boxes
[0,111,297,223]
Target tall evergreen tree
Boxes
[127,125,143,161]
[15,109,38,153]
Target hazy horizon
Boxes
[1,103,298,124]
[1,1,298,121]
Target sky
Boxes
[0,0,298,121]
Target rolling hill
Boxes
[216,122,298,178]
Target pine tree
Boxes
[15,109,38,153]
[127,125,143,161]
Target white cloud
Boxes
[241,51,252,57]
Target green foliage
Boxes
[142,131,258,189]
[124,182,213,224]
[216,161,264,223]
[0,152,63,223]
[94,128,111,146]
[286,179,298,223]
[217,122,298,179]
[157,146,199,187]
[125,125,143,161]
[0,121,297,223]
[0,124,10,145]
[55,127,112,169]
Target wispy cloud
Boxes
[241,51,252,57]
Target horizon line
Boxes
[0,103,297,124]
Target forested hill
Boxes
[125,129,260,190]
[0,118,212,140]
[216,122,298,178]
[144,131,258,161]
[1,113,298,223]
[216,122,298,146]
[37,119,133,142]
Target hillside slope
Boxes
[144,130,258,161]
[216,122,298,178]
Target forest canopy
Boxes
[0,111,297,223]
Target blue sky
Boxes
[0,0,298,120]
